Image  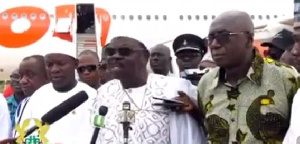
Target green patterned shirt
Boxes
[198,52,300,144]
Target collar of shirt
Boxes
[212,50,264,88]
[6,94,19,110]
[6,94,19,128]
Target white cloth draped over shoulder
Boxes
[0,94,11,140]
[17,82,97,144]
[93,73,206,144]
[283,89,300,144]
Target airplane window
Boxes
[146,15,151,20]
[12,13,17,19]
[129,15,134,20]
[2,13,8,19]
[155,15,159,20]
[31,13,36,20]
[121,15,125,20]
[112,15,117,19]
[203,15,208,20]
[187,15,192,20]
[195,15,200,20]
[179,15,183,20]
[274,15,278,18]
[258,15,262,20]
[266,15,270,19]
[251,15,255,19]
[138,15,142,20]
[40,14,46,20]
[212,15,216,19]
[21,13,27,18]
[163,15,167,20]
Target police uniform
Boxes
[172,34,207,56]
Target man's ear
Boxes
[144,50,150,60]
[247,34,254,48]
[74,58,79,68]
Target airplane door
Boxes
[76,4,97,57]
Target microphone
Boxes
[22,91,89,138]
[120,101,133,144]
[90,106,108,144]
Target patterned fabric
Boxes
[198,51,300,144]
[6,95,20,129]
[94,73,206,144]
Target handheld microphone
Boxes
[90,106,108,144]
[121,101,133,144]
[21,91,89,138]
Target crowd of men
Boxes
[1,10,300,144]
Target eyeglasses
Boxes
[207,31,250,45]
[105,47,144,57]
[77,65,97,73]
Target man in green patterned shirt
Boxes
[198,10,299,144]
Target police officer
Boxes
[173,33,207,85]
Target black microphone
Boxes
[121,101,132,144]
[22,91,89,138]
[90,106,108,144]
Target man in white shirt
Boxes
[0,93,11,140]
[283,27,300,144]
[149,44,173,76]
[17,38,97,144]
[94,36,206,144]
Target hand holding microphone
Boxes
[0,138,16,144]
[16,91,89,140]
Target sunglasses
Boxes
[207,31,250,45]
[105,47,144,57]
[77,65,97,73]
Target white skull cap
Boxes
[43,37,77,58]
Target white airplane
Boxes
[0,0,294,81]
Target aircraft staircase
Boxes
[76,4,98,57]
[76,33,97,57]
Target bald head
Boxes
[12,68,19,75]
[210,10,254,34]
[149,44,172,76]
[150,44,170,57]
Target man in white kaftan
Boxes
[283,88,300,144]
[17,38,97,144]
[94,74,206,144]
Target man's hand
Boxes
[175,91,195,112]
[0,138,17,144]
